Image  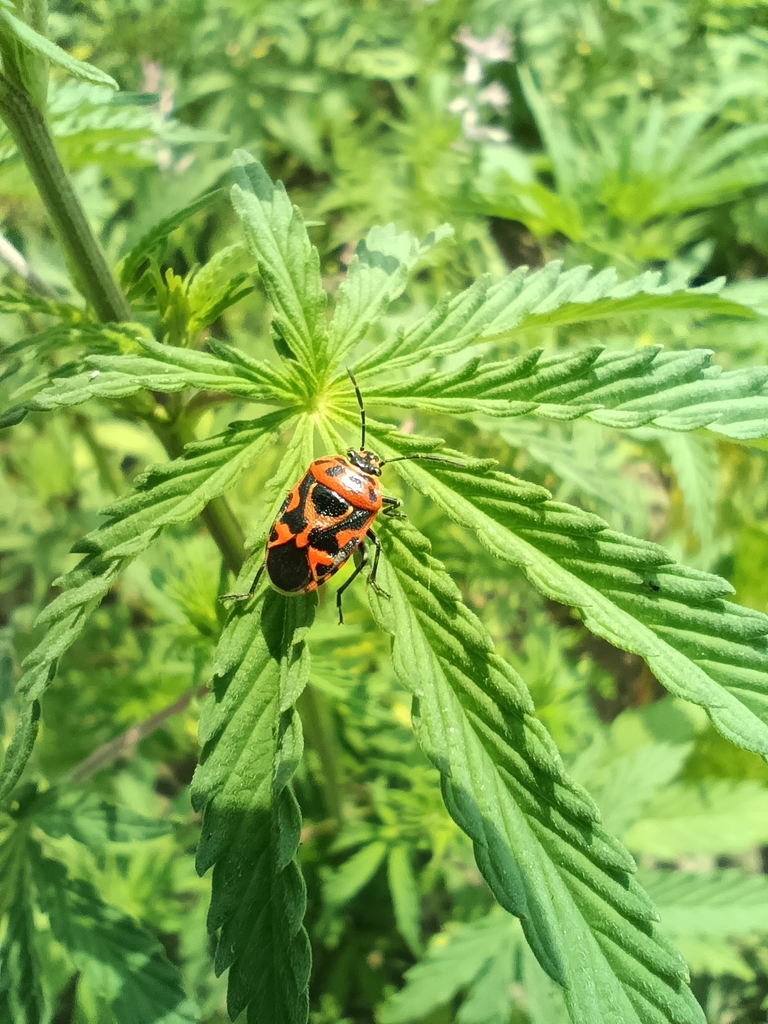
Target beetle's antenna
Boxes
[346,367,366,449]
[381,454,465,467]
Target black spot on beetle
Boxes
[311,483,350,518]
[280,473,312,533]
[266,539,312,592]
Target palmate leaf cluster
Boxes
[4,137,768,1024]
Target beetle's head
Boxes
[347,449,383,477]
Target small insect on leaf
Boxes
[221,369,465,622]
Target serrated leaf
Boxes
[523,943,570,1024]
[120,189,226,285]
[26,337,294,412]
[191,588,315,1024]
[0,699,40,804]
[0,412,289,799]
[456,934,516,1024]
[641,869,768,937]
[0,836,45,1024]
[369,438,768,763]
[571,739,692,837]
[31,847,196,1024]
[230,150,326,371]
[367,346,768,441]
[0,8,118,88]
[369,518,703,1024]
[641,869,768,981]
[624,780,768,857]
[662,434,718,548]
[387,845,422,955]
[356,263,757,376]
[380,912,515,1024]
[324,841,388,908]
[74,410,290,559]
[327,223,452,367]
[31,788,169,846]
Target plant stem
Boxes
[0,72,130,322]
[297,685,342,822]
[200,496,246,575]
[0,230,54,295]
[67,685,209,783]
[0,72,248,577]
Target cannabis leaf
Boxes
[326,222,452,365]
[230,149,326,372]
[367,347,768,441]
[191,589,315,1024]
[24,337,295,412]
[367,438,768,762]
[0,7,118,90]
[380,911,517,1024]
[367,517,703,1024]
[0,411,290,800]
[353,262,756,376]
[32,850,196,1024]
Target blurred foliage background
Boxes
[3,1,768,1022]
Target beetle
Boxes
[221,369,459,623]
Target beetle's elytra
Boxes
[221,369,459,623]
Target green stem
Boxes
[0,72,249,577]
[298,685,342,822]
[200,496,246,575]
[0,72,130,322]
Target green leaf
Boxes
[0,411,289,800]
[120,189,226,285]
[73,410,290,560]
[0,699,40,804]
[641,869,768,981]
[369,518,703,1024]
[572,740,692,838]
[456,935,516,1024]
[324,840,388,908]
[523,943,570,1024]
[624,780,768,857]
[191,588,315,1024]
[230,150,326,371]
[15,555,125,703]
[31,847,196,1023]
[186,243,255,332]
[367,346,768,441]
[25,337,295,412]
[31,788,169,847]
[661,434,718,547]
[370,440,768,762]
[0,837,44,1024]
[327,223,452,367]
[641,869,768,938]
[0,8,118,89]
[356,263,757,376]
[380,912,516,1024]
[387,845,422,955]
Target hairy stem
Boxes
[0,71,248,574]
[0,72,130,322]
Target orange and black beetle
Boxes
[222,370,458,623]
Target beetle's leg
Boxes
[336,543,368,625]
[382,495,407,519]
[366,528,390,600]
[220,563,265,602]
